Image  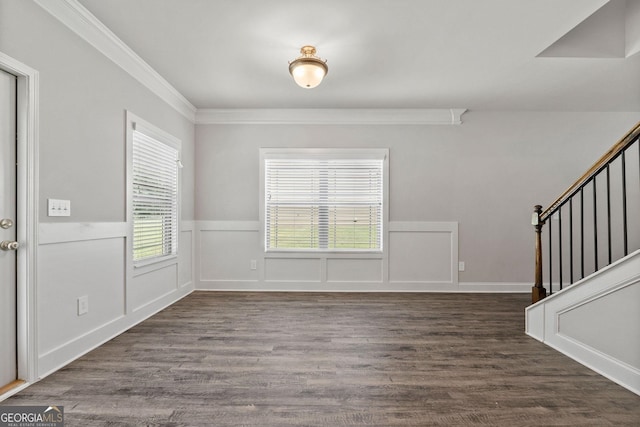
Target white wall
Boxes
[195,112,638,291]
[0,0,195,378]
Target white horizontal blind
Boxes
[132,130,178,263]
[265,158,383,251]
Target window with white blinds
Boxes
[265,154,384,252]
[132,128,179,264]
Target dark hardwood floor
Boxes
[3,292,639,426]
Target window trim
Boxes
[259,148,389,255]
[126,111,181,275]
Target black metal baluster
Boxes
[558,205,563,290]
[593,178,598,271]
[606,165,612,264]
[549,219,553,294]
[622,150,628,256]
[569,198,574,285]
[580,187,585,279]
[530,125,640,305]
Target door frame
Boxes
[0,52,39,395]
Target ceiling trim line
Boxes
[195,109,467,125]
[34,0,197,122]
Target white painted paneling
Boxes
[199,229,259,282]
[37,284,190,378]
[558,282,640,369]
[178,229,192,287]
[388,224,457,285]
[195,221,530,292]
[196,221,470,291]
[130,263,179,312]
[326,258,383,283]
[265,258,322,282]
[526,249,640,395]
[389,231,452,282]
[525,303,545,341]
[34,222,194,378]
[38,237,125,356]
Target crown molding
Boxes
[34,0,197,122]
[32,1,467,126]
[195,108,467,125]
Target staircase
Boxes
[525,122,640,396]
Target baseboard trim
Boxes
[458,282,531,293]
[544,336,640,396]
[0,380,29,403]
[196,281,530,293]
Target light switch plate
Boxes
[48,198,71,217]
[77,295,88,316]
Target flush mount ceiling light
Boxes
[288,45,328,89]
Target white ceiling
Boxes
[76,0,640,111]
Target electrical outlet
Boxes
[77,295,89,316]
[458,261,465,272]
[250,260,257,270]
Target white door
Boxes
[0,69,18,389]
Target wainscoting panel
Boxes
[526,249,640,395]
[38,237,126,357]
[130,264,179,312]
[196,221,463,291]
[199,229,260,282]
[326,258,383,283]
[557,280,640,369]
[389,231,453,283]
[179,227,193,288]
[36,222,194,378]
[265,258,322,282]
[388,222,458,288]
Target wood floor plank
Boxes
[1,292,639,426]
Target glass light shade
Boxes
[289,46,328,89]
[290,61,327,88]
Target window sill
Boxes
[264,250,383,259]
[133,254,178,277]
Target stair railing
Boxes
[532,122,640,303]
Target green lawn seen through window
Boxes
[133,215,169,261]
[268,223,380,250]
